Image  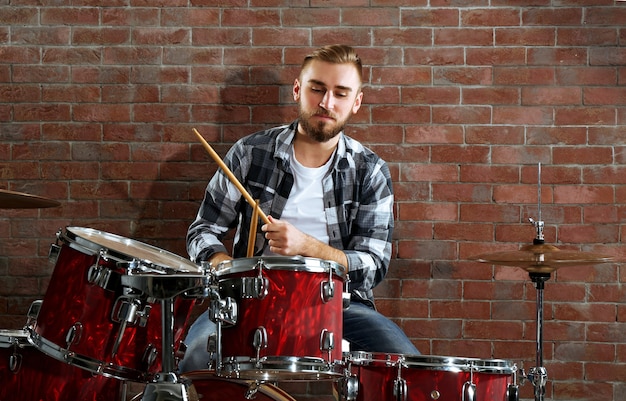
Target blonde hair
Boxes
[301,44,363,85]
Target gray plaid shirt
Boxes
[187,120,394,305]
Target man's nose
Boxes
[319,90,335,110]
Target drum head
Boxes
[182,370,296,401]
[64,227,201,274]
[215,256,346,281]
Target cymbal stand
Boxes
[527,163,549,401]
[141,298,191,401]
[528,271,549,401]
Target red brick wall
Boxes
[1,1,626,400]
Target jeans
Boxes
[343,301,420,355]
[178,301,419,373]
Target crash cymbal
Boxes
[472,243,613,274]
[0,189,60,209]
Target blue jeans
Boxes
[178,301,419,373]
[343,301,420,355]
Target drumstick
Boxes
[192,128,270,224]
[247,199,260,257]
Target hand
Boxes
[208,252,233,269]
[261,216,311,256]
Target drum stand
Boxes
[120,273,211,401]
[141,298,192,401]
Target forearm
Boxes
[301,235,349,271]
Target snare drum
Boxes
[214,257,347,380]
[0,329,122,401]
[27,227,206,382]
[339,352,517,401]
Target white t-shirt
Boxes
[263,147,333,255]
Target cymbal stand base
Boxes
[529,273,550,401]
[141,373,191,401]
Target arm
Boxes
[261,216,349,268]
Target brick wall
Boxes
[1,1,625,400]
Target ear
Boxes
[293,78,301,101]
[351,90,363,114]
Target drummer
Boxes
[180,44,419,373]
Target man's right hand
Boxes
[208,252,233,269]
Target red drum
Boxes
[339,352,517,401]
[0,329,123,401]
[183,370,296,401]
[214,257,347,380]
[27,227,205,382]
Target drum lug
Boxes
[9,351,22,373]
[241,276,269,299]
[507,384,520,401]
[143,343,158,368]
[253,326,268,363]
[393,378,408,401]
[26,300,42,328]
[66,322,83,347]
[320,329,335,354]
[48,243,61,264]
[87,252,113,289]
[462,360,477,401]
[462,381,476,401]
[507,363,520,401]
[321,280,335,303]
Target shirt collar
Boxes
[274,120,348,171]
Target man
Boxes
[180,44,419,373]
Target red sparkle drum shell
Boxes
[28,227,202,382]
[216,257,346,380]
[342,352,516,401]
[0,329,123,401]
[181,370,296,401]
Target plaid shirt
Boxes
[187,120,394,305]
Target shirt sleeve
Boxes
[186,142,249,263]
[343,157,394,303]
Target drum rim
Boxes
[63,226,201,274]
[0,329,29,347]
[26,328,150,382]
[180,370,298,401]
[215,256,347,280]
[344,351,517,374]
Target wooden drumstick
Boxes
[192,128,270,225]
[247,199,260,257]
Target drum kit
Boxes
[0,171,614,401]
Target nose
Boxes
[319,90,335,110]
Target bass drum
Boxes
[131,370,296,401]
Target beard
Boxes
[297,106,350,143]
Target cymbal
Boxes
[472,243,613,274]
[0,189,60,209]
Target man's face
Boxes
[293,59,363,143]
